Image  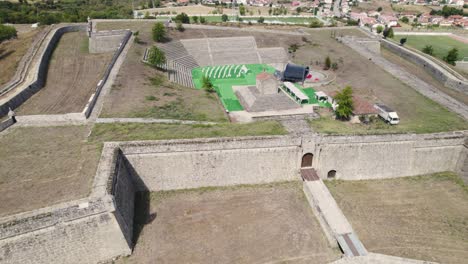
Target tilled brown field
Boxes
[119,182,340,264]
[17,32,112,115]
[326,173,468,264]
[0,126,101,217]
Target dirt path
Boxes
[16,32,112,115]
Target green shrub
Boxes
[147,46,166,67]
[152,22,166,42]
[0,24,17,43]
[422,45,434,56]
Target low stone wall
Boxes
[455,61,468,72]
[83,30,131,118]
[381,39,468,94]
[0,118,15,132]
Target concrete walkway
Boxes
[302,179,368,257]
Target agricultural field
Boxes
[16,31,113,115]
[117,182,340,263]
[0,26,42,86]
[293,29,468,134]
[326,173,468,264]
[0,126,101,217]
[392,35,468,61]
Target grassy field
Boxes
[393,35,468,61]
[89,121,286,142]
[326,172,468,263]
[100,42,228,122]
[0,126,101,217]
[293,29,468,135]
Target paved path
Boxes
[341,37,468,120]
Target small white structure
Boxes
[282,82,309,104]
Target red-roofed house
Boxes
[328,92,379,123]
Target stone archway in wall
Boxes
[327,170,337,179]
[301,153,314,168]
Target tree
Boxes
[221,14,228,22]
[400,16,409,23]
[382,26,393,38]
[334,86,354,120]
[239,5,246,16]
[443,48,458,66]
[200,17,206,24]
[376,25,384,34]
[324,56,331,70]
[147,46,166,67]
[399,37,407,46]
[331,62,338,71]
[176,21,184,32]
[202,75,215,93]
[257,17,264,23]
[309,18,323,28]
[152,22,166,42]
[175,12,190,24]
[422,45,434,55]
[377,7,382,12]
[0,24,17,43]
[192,16,198,23]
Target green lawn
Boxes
[310,102,468,135]
[192,64,276,111]
[393,35,468,61]
[89,121,286,142]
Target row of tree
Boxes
[422,45,459,65]
[0,1,133,24]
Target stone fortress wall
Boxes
[0,25,131,119]
[0,131,466,263]
[381,39,468,94]
[0,25,86,117]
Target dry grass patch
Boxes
[89,121,286,142]
[0,126,101,217]
[325,172,468,264]
[119,181,340,263]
